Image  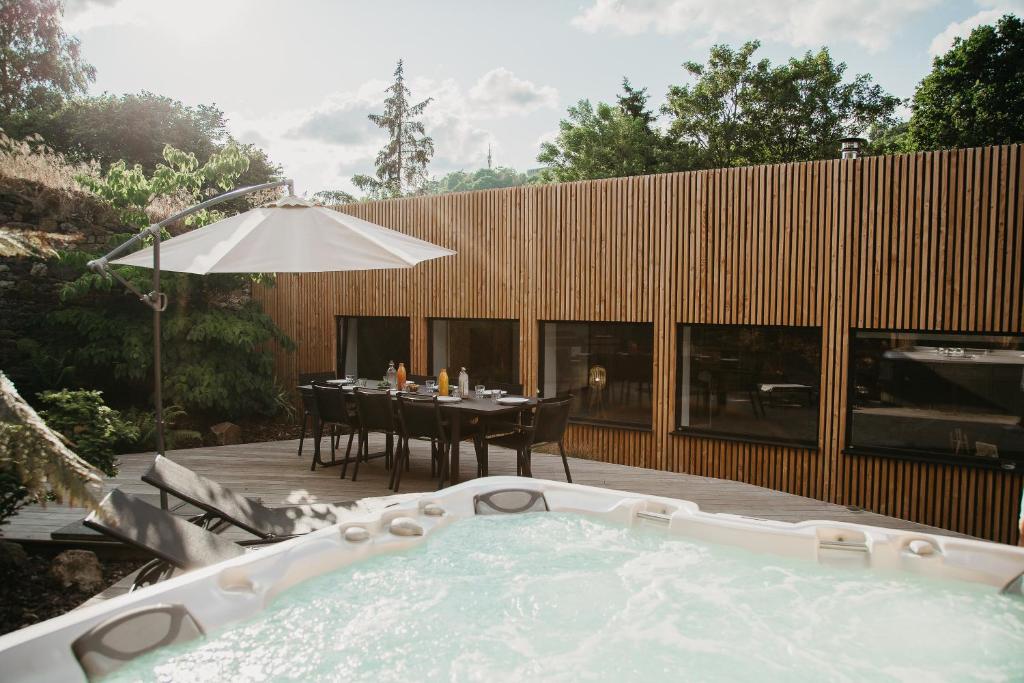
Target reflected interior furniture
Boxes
[587,364,607,416]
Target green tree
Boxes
[42,143,295,418]
[6,92,280,185]
[311,189,358,205]
[664,41,898,168]
[423,166,531,195]
[910,14,1024,150]
[353,60,434,197]
[537,78,681,182]
[0,0,94,119]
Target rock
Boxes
[389,517,424,537]
[343,526,370,542]
[50,550,103,593]
[0,541,28,574]
[0,264,9,273]
[422,503,445,517]
[29,262,47,277]
[210,421,242,445]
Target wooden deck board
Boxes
[1,435,966,543]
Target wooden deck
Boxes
[2,434,967,543]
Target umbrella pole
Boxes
[153,229,164,458]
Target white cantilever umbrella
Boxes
[111,195,455,273]
[89,182,455,458]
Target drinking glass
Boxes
[475,384,486,399]
[344,374,356,383]
[451,386,461,399]
[425,379,437,393]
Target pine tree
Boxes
[353,60,434,197]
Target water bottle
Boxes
[386,360,397,389]
[458,367,469,398]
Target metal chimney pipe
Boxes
[840,137,866,160]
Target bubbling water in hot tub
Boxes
[105,513,1024,682]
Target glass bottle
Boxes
[386,360,397,389]
[396,362,407,391]
[458,367,469,397]
[438,368,449,396]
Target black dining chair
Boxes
[394,394,449,491]
[297,386,318,458]
[407,374,437,385]
[311,383,356,472]
[483,396,573,481]
[351,388,397,482]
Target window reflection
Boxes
[429,318,519,386]
[850,331,1024,464]
[541,322,653,428]
[677,325,821,446]
[336,316,410,380]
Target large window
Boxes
[849,330,1024,466]
[428,318,519,386]
[540,321,653,428]
[336,316,410,380]
[677,325,821,446]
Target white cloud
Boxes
[928,2,1024,57]
[570,0,939,53]
[468,68,559,117]
[285,81,388,146]
[64,0,245,36]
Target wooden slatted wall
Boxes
[255,144,1024,543]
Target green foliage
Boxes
[538,78,682,183]
[663,41,899,169]
[910,14,1024,150]
[354,60,434,197]
[0,0,95,118]
[121,405,201,452]
[311,189,358,205]
[0,466,30,526]
[423,166,532,194]
[29,140,297,420]
[3,92,281,189]
[37,390,138,477]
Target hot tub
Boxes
[1,477,1023,681]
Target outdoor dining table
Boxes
[298,383,537,485]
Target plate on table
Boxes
[497,397,529,405]
[484,389,505,397]
[437,395,462,403]
[326,379,352,385]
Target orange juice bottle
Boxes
[438,368,449,396]
[397,362,407,390]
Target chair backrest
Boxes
[141,455,282,538]
[84,489,244,570]
[531,397,572,445]
[311,382,348,424]
[493,381,524,395]
[407,374,436,384]
[354,388,395,432]
[298,371,335,385]
[299,386,318,416]
[72,603,204,680]
[396,394,445,442]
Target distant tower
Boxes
[486,144,493,170]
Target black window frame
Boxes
[845,327,1024,471]
[335,315,411,380]
[538,320,654,431]
[674,323,822,449]
[426,316,521,386]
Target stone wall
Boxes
[0,176,126,391]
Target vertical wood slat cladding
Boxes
[255,145,1024,543]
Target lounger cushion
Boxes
[85,489,244,570]
[142,456,351,538]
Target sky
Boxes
[63,0,1024,196]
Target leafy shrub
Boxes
[37,389,138,476]
[121,405,201,452]
[0,467,30,526]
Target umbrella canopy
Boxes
[112,195,455,273]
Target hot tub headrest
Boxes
[71,603,204,680]
[474,489,549,515]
